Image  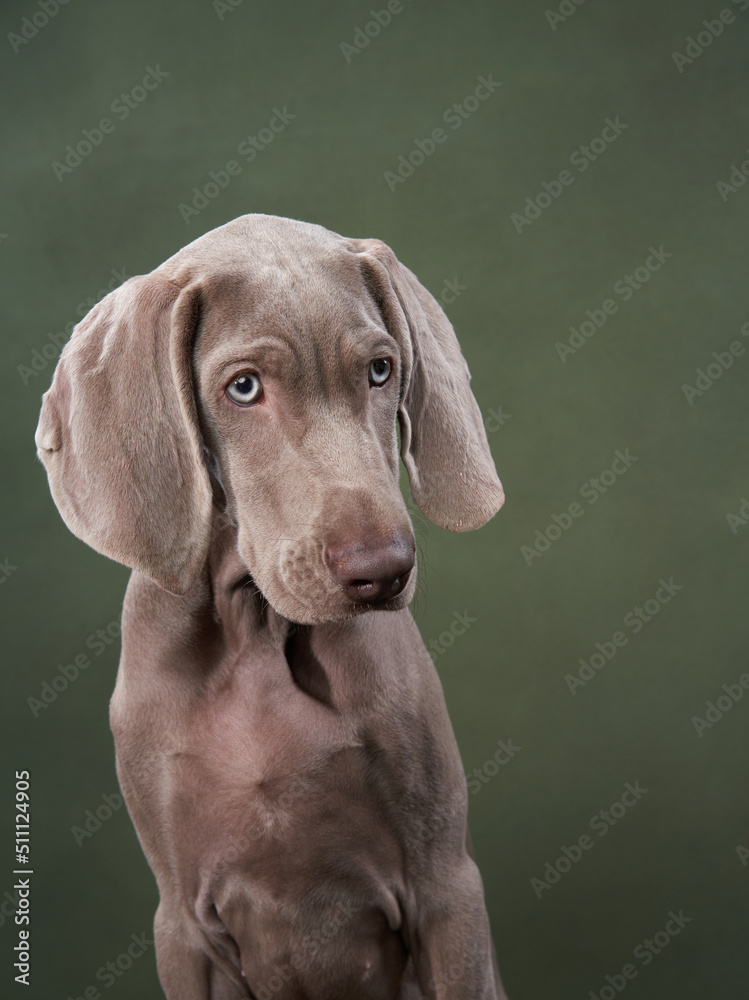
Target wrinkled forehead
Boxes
[161,216,375,322]
[200,256,380,338]
[188,250,392,379]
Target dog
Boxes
[36,214,508,999]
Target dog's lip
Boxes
[266,570,414,624]
[347,592,411,614]
[279,592,412,626]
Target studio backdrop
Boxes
[1,0,747,997]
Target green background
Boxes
[2,0,748,996]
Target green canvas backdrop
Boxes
[1,0,747,997]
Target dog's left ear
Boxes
[349,239,504,531]
[35,275,213,594]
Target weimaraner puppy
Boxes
[36,214,508,1000]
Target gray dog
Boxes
[36,214,508,1000]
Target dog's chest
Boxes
[115,634,448,865]
[111,593,467,999]
[171,675,417,863]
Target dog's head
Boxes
[35,215,504,624]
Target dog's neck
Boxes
[204,506,290,654]
[201,507,376,710]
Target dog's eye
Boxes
[226,373,263,406]
[369,358,390,386]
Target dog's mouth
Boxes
[263,535,416,625]
[337,571,414,621]
[268,574,414,625]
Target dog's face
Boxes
[35,215,503,624]
[194,262,415,623]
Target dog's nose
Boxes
[326,536,415,605]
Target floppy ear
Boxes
[350,239,504,531]
[35,275,212,594]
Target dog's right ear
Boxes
[348,239,504,532]
[35,275,212,594]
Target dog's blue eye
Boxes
[226,373,262,405]
[369,358,390,386]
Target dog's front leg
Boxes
[408,858,504,1000]
[465,828,510,1000]
[154,904,250,1000]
